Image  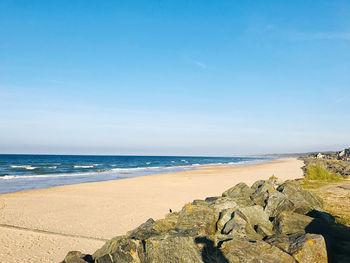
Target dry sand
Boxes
[0,158,304,262]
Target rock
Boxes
[288,234,327,263]
[62,251,92,263]
[216,208,235,234]
[265,234,298,253]
[238,205,274,234]
[194,236,231,263]
[250,181,275,206]
[273,211,314,235]
[256,225,274,237]
[208,197,240,212]
[222,210,262,240]
[93,236,145,263]
[265,190,295,218]
[95,254,113,263]
[227,195,255,207]
[266,233,328,263]
[339,184,350,190]
[176,204,218,235]
[126,218,157,240]
[222,182,253,199]
[92,236,145,263]
[153,213,178,232]
[277,181,323,214]
[219,238,296,263]
[192,199,208,206]
[205,196,219,202]
[145,233,202,263]
[251,180,266,191]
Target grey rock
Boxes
[273,211,314,235]
[222,182,253,199]
[208,197,240,212]
[288,233,328,263]
[93,236,145,263]
[126,218,157,240]
[176,204,218,235]
[277,181,323,214]
[238,205,274,233]
[222,211,262,240]
[250,181,274,206]
[251,180,266,192]
[145,233,202,263]
[219,238,296,263]
[265,190,295,218]
[216,208,235,234]
[61,251,92,263]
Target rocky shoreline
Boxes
[62,176,340,263]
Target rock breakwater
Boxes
[62,177,331,263]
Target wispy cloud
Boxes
[184,57,207,69]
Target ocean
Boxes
[0,154,270,194]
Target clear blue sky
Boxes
[0,1,349,155]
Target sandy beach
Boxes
[0,158,304,262]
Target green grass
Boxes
[305,163,342,181]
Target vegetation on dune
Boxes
[305,162,342,181]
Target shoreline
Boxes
[0,158,272,196]
[0,158,304,262]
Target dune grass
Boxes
[305,163,342,181]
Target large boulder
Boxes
[238,205,274,236]
[273,211,314,235]
[126,218,158,240]
[277,181,322,214]
[176,204,218,235]
[219,238,296,263]
[250,181,275,206]
[153,213,178,232]
[93,236,145,263]
[216,208,235,234]
[265,233,327,262]
[61,251,92,263]
[145,232,202,263]
[288,234,327,263]
[222,210,262,240]
[264,190,295,218]
[222,182,253,199]
[208,197,240,212]
[265,234,299,253]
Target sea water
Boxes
[0,154,270,194]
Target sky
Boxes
[0,0,349,156]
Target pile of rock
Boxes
[62,177,330,263]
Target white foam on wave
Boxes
[1,160,269,181]
[74,165,94,169]
[146,162,151,165]
[1,175,15,180]
[10,165,37,170]
[47,166,57,169]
